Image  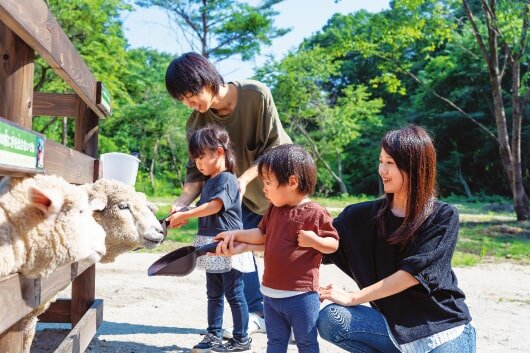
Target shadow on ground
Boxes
[32,321,204,353]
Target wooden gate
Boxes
[0,1,111,352]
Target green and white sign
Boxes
[97,82,112,116]
[0,117,45,171]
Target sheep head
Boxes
[0,175,107,279]
[84,179,164,263]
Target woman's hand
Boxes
[319,284,358,306]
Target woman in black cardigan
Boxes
[318,125,476,353]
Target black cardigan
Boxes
[324,199,472,344]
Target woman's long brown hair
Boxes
[376,125,437,249]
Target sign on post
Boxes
[96,82,112,116]
[0,117,45,172]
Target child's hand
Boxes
[213,231,236,255]
[167,212,188,228]
[297,229,319,248]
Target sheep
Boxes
[0,174,107,279]
[23,178,165,353]
[83,178,165,262]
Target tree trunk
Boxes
[463,0,529,220]
[454,150,473,198]
[150,140,159,191]
[62,116,67,145]
[166,136,183,188]
[510,58,529,219]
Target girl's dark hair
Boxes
[165,52,224,100]
[376,125,437,249]
[188,125,236,174]
[258,144,317,195]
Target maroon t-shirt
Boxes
[258,201,339,292]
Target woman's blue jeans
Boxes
[206,270,249,340]
[317,303,476,353]
[264,292,320,353]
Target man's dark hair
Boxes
[165,52,224,100]
[258,144,317,195]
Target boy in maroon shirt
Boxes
[214,144,339,353]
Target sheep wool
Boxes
[0,174,107,279]
[83,178,165,262]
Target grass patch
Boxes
[456,221,530,263]
[148,194,530,266]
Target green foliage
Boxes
[135,0,290,61]
[34,0,133,144]
[256,47,384,194]
[39,0,530,209]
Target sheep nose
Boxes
[159,218,169,238]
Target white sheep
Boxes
[0,174,107,279]
[83,178,165,262]
[24,178,165,353]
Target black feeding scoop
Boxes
[147,242,219,276]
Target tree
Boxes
[257,48,384,194]
[35,0,132,144]
[462,0,530,219]
[315,0,529,219]
[100,48,190,194]
[136,0,290,61]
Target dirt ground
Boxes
[32,253,530,353]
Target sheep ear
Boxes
[137,191,157,212]
[81,182,107,211]
[147,201,158,213]
[28,185,63,215]
[89,197,106,211]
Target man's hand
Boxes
[171,203,188,213]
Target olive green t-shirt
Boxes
[185,80,292,215]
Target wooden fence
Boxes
[0,0,111,352]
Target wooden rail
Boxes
[0,0,109,119]
[0,0,110,351]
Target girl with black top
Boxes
[317,125,476,353]
[167,125,253,352]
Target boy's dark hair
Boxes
[258,144,316,195]
[188,125,236,174]
[165,52,224,101]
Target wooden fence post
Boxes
[0,21,34,126]
[0,21,34,353]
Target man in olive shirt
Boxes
[165,52,292,336]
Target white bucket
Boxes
[101,152,140,186]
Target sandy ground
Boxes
[32,253,530,353]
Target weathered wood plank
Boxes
[33,92,79,117]
[0,0,107,118]
[71,265,95,326]
[54,299,103,353]
[0,260,94,334]
[0,274,37,333]
[0,22,34,127]
[43,139,97,184]
[0,321,24,353]
[38,299,72,323]
[74,100,99,157]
